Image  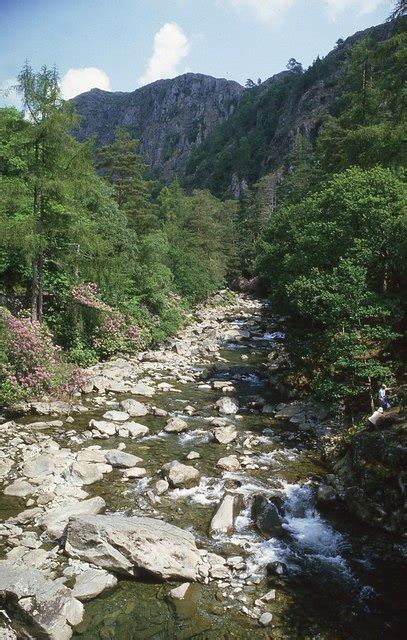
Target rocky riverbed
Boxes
[0,293,405,639]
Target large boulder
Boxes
[4,479,36,497]
[89,420,116,436]
[251,494,285,538]
[215,397,239,415]
[23,452,73,478]
[130,383,155,398]
[40,496,106,539]
[0,562,83,640]
[216,455,241,472]
[162,461,200,488]
[62,461,110,486]
[120,399,148,417]
[65,514,202,581]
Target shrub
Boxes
[0,307,82,405]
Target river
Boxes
[1,295,404,639]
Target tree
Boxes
[96,128,157,235]
[12,64,94,322]
[245,79,256,89]
[256,167,406,411]
[286,58,303,73]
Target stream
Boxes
[1,296,405,639]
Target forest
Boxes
[0,12,406,417]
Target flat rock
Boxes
[76,449,107,463]
[130,383,155,397]
[102,410,129,422]
[105,450,143,468]
[169,582,190,600]
[72,568,117,601]
[122,467,147,479]
[120,399,148,417]
[0,561,83,640]
[65,514,202,581]
[89,420,116,436]
[4,479,36,497]
[63,461,109,486]
[23,452,73,478]
[163,461,200,488]
[41,496,106,539]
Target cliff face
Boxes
[72,73,244,182]
[72,21,395,192]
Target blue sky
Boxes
[0,0,394,103]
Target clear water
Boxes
[12,305,404,639]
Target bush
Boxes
[0,307,82,405]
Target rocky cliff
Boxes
[72,73,244,182]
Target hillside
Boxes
[72,21,396,195]
[72,73,244,182]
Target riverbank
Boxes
[0,292,405,639]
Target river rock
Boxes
[76,448,107,463]
[72,568,117,601]
[126,422,149,438]
[41,496,106,539]
[102,410,129,422]
[0,561,83,640]
[122,467,147,479]
[65,514,202,581]
[169,582,190,599]
[120,399,148,417]
[31,400,72,415]
[4,479,36,497]
[259,612,273,627]
[105,450,143,468]
[212,425,238,444]
[22,452,73,478]
[251,494,285,538]
[63,461,110,486]
[216,455,241,471]
[164,417,188,433]
[215,397,239,415]
[155,479,169,494]
[89,420,116,436]
[316,483,338,509]
[163,461,200,488]
[130,383,155,397]
[210,494,242,534]
[186,451,200,460]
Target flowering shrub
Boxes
[71,283,112,312]
[92,311,142,358]
[0,307,83,405]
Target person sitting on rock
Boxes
[367,406,384,430]
[378,384,391,410]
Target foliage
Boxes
[257,167,406,411]
[0,307,81,405]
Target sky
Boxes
[0,0,394,105]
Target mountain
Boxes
[72,20,396,194]
[184,21,396,197]
[72,73,244,182]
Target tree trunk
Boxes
[31,253,43,323]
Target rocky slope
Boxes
[72,21,395,193]
[72,73,244,182]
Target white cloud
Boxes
[138,22,190,86]
[60,67,111,99]
[223,0,296,24]
[0,78,21,109]
[323,0,390,20]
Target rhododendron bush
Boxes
[0,308,83,405]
